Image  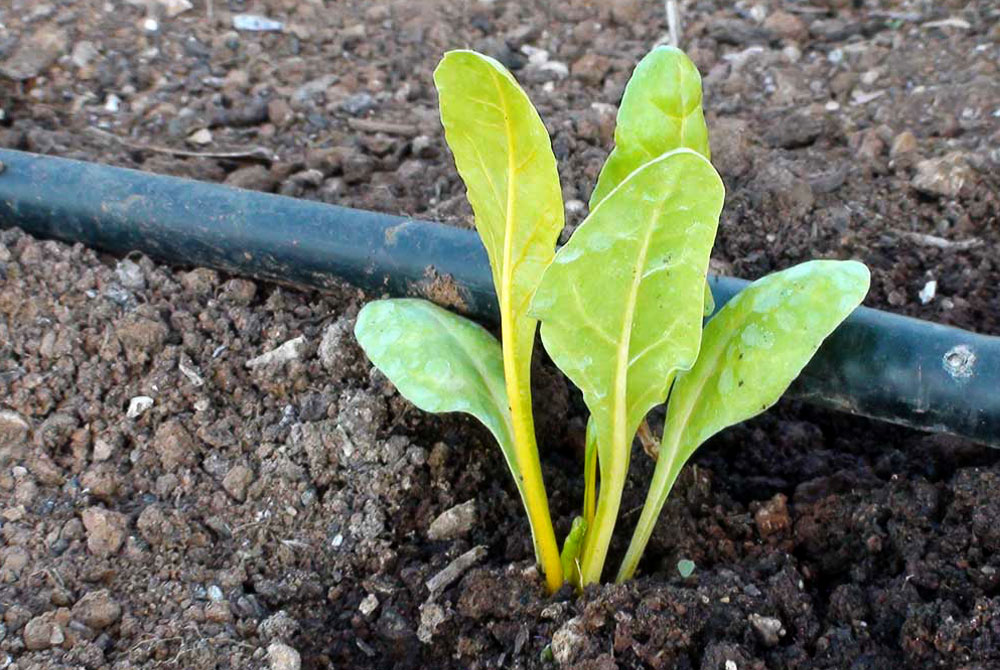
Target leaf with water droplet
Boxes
[618,260,870,581]
[531,148,724,584]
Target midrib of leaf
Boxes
[581,204,660,584]
[612,209,659,470]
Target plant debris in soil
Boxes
[1,1,1000,669]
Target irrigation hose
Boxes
[0,148,997,447]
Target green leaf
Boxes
[617,260,870,581]
[354,298,524,502]
[434,49,566,591]
[531,148,724,583]
[589,46,710,210]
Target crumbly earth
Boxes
[1,1,999,669]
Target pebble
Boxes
[0,27,68,80]
[890,131,918,158]
[919,280,937,305]
[267,98,294,127]
[81,507,127,557]
[225,165,277,192]
[72,590,122,629]
[764,11,808,42]
[115,258,146,290]
[748,613,785,647]
[258,611,300,641]
[22,614,61,651]
[551,616,587,666]
[157,0,193,18]
[340,92,375,116]
[359,593,379,616]
[126,396,154,419]
[222,464,254,502]
[764,112,823,149]
[187,128,213,146]
[0,410,29,457]
[70,41,99,68]
[427,500,477,541]
[754,493,791,537]
[153,420,196,471]
[233,14,284,32]
[246,336,308,370]
[104,94,122,113]
[267,642,301,670]
[417,602,447,643]
[911,153,976,198]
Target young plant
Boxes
[356,45,870,591]
[355,50,565,592]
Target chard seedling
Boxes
[356,45,870,591]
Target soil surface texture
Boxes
[1,1,999,669]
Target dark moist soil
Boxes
[1,1,999,669]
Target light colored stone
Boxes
[81,507,127,557]
[267,642,301,670]
[749,613,784,647]
[417,602,447,643]
[428,500,476,541]
[126,396,154,419]
[358,593,379,616]
[912,153,976,198]
[551,616,587,666]
[72,590,121,629]
[246,336,307,369]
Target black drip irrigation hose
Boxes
[0,148,997,447]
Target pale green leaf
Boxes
[663,260,871,460]
[532,149,723,582]
[617,260,870,581]
[590,46,710,209]
[434,50,564,410]
[354,298,523,499]
[532,149,724,468]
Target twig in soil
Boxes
[895,231,984,251]
[87,127,277,163]
[346,118,420,137]
[426,545,487,598]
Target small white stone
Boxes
[126,396,154,419]
[143,18,159,32]
[104,94,121,113]
[187,128,213,146]
[918,280,937,305]
[358,593,379,616]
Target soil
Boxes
[1,1,999,669]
